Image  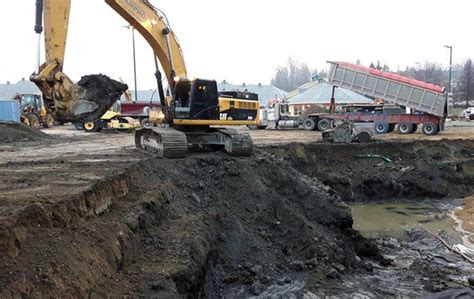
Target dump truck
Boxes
[304,61,451,135]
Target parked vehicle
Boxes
[303,61,452,135]
[121,101,161,127]
[461,107,474,119]
[249,101,301,130]
[74,101,140,133]
[11,94,54,128]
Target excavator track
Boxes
[217,128,253,156]
[135,127,188,158]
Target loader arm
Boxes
[31,0,187,122]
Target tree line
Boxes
[271,58,474,106]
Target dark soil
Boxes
[0,149,380,298]
[73,74,128,122]
[265,140,474,202]
[0,140,472,297]
[0,122,51,143]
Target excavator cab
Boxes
[173,79,219,120]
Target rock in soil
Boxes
[469,276,474,286]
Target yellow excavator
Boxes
[31,0,259,157]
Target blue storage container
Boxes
[0,100,20,123]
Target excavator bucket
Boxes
[69,74,128,122]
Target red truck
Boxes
[303,62,451,136]
[120,101,161,126]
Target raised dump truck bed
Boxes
[327,61,447,117]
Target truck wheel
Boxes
[356,131,372,143]
[73,122,84,130]
[303,118,316,131]
[317,118,332,131]
[422,123,439,135]
[141,118,152,128]
[374,122,388,134]
[397,122,413,134]
[27,114,40,128]
[84,121,100,132]
[43,113,55,128]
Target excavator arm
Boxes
[105,0,187,83]
[31,0,187,123]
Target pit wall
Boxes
[264,140,474,201]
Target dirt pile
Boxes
[0,122,50,143]
[266,140,474,201]
[72,74,128,122]
[0,150,379,298]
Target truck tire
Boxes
[422,123,439,135]
[374,122,388,134]
[397,122,413,134]
[27,114,40,128]
[84,121,101,132]
[317,118,332,131]
[43,113,55,128]
[73,122,84,130]
[141,118,152,128]
[303,118,316,131]
[356,131,372,143]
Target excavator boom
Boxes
[105,0,187,84]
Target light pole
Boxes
[124,25,138,102]
[34,0,44,72]
[444,45,453,94]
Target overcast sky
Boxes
[0,0,472,90]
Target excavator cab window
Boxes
[174,79,192,119]
[189,80,219,120]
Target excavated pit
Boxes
[266,140,474,202]
[1,139,473,297]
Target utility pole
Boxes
[444,45,453,94]
[124,25,138,102]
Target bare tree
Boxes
[271,58,312,92]
[458,59,474,107]
[398,61,444,87]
